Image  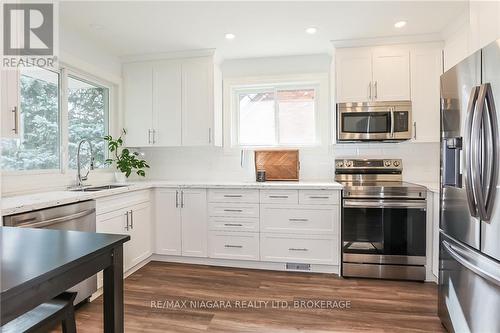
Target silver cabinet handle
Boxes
[181,190,184,208]
[224,223,243,227]
[208,128,212,144]
[368,82,372,100]
[289,248,308,251]
[465,86,480,218]
[289,218,308,222]
[374,81,378,99]
[12,106,18,134]
[175,190,179,208]
[269,195,289,198]
[224,244,243,248]
[147,129,152,144]
[413,121,417,140]
[125,211,130,231]
[223,209,243,212]
[152,129,156,144]
[309,196,329,199]
[224,195,242,198]
[129,209,134,229]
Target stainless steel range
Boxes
[335,158,427,281]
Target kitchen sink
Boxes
[69,185,128,192]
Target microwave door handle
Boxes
[390,107,395,138]
[465,86,480,218]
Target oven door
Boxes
[342,199,427,265]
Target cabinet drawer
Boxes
[209,217,259,232]
[209,231,259,260]
[208,189,259,203]
[299,190,339,205]
[261,204,338,235]
[96,190,150,215]
[260,190,299,204]
[208,203,259,218]
[260,233,338,265]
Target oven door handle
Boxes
[343,199,426,209]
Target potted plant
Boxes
[104,129,150,182]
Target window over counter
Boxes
[1,68,61,171]
[1,67,112,172]
[233,84,318,147]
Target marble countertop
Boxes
[1,180,343,216]
[410,181,440,193]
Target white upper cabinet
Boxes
[410,44,443,143]
[182,57,213,146]
[123,53,222,147]
[336,46,410,103]
[372,47,410,101]
[1,70,20,138]
[335,49,372,102]
[153,60,182,146]
[123,62,153,147]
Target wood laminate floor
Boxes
[69,261,445,332]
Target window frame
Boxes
[1,65,114,175]
[232,82,320,148]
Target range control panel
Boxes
[335,159,403,170]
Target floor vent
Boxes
[286,263,311,271]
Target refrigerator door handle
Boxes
[476,83,499,222]
[465,86,480,218]
[442,240,500,287]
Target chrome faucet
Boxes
[76,139,94,187]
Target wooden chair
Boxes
[1,292,77,333]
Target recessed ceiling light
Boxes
[305,27,317,35]
[394,21,407,28]
[225,33,236,40]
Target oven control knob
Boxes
[336,161,344,168]
[384,160,392,167]
[345,160,353,167]
[393,160,401,167]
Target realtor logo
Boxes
[3,3,53,56]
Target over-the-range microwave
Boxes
[336,101,412,142]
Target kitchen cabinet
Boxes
[155,188,208,257]
[410,44,443,143]
[123,54,222,147]
[336,46,410,103]
[1,69,20,138]
[469,1,500,55]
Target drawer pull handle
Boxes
[225,245,243,248]
[224,223,243,226]
[269,195,289,198]
[289,218,309,222]
[289,248,308,251]
[224,195,243,198]
[309,196,330,199]
[223,209,243,212]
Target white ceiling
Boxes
[60,1,468,60]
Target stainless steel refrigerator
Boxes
[439,39,500,332]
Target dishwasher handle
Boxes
[15,208,96,228]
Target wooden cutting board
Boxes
[254,150,299,181]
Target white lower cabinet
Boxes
[155,188,208,257]
[208,231,259,260]
[260,233,338,265]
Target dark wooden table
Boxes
[1,226,130,332]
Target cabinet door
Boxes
[153,60,182,146]
[336,49,372,103]
[181,58,212,146]
[96,209,131,270]
[1,70,20,138]
[372,48,410,101]
[180,189,208,257]
[155,189,182,255]
[127,202,152,269]
[410,46,442,143]
[123,62,153,147]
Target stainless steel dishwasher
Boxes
[3,200,98,304]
